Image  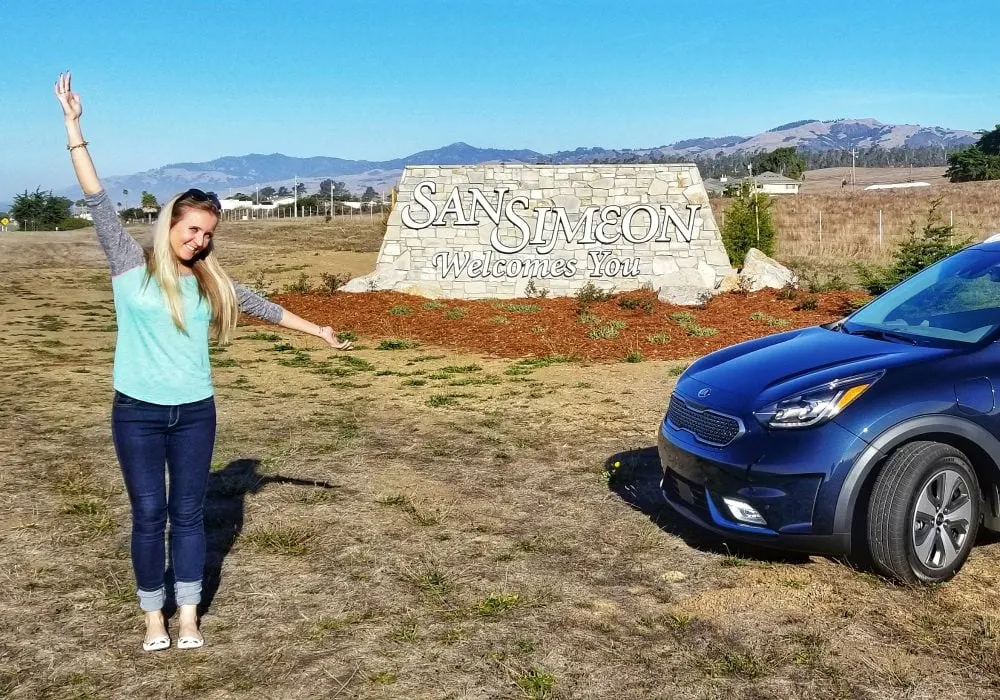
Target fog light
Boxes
[722,497,767,526]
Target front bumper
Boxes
[656,421,856,555]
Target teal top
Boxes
[85,189,285,406]
[112,266,215,404]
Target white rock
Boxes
[658,286,710,306]
[738,248,798,291]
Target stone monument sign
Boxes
[342,164,735,304]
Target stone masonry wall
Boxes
[341,164,735,303]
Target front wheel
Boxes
[867,441,981,584]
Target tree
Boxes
[750,147,806,179]
[856,199,971,295]
[277,186,290,197]
[295,182,306,195]
[141,191,159,209]
[361,186,378,202]
[977,124,1000,156]
[319,179,351,200]
[258,186,276,201]
[945,146,1000,182]
[721,181,776,266]
[11,188,73,230]
[946,125,1000,182]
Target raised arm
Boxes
[56,71,143,276]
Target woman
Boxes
[54,71,352,652]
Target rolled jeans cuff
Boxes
[175,579,202,606]
[137,587,165,612]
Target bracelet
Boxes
[67,141,89,151]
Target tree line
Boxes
[945,124,1000,182]
[589,144,963,178]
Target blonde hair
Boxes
[145,191,240,344]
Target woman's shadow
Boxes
[163,458,339,618]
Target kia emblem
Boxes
[697,388,712,398]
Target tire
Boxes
[867,441,981,584]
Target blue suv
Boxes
[658,238,1000,584]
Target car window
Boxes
[847,249,1000,345]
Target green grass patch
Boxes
[440,364,481,374]
[493,302,540,313]
[646,332,671,344]
[518,667,556,699]
[427,394,458,407]
[241,332,281,342]
[388,305,412,315]
[422,300,446,310]
[474,593,524,617]
[378,338,417,350]
[587,320,627,340]
[443,307,468,320]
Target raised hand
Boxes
[54,71,83,121]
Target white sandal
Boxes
[142,635,170,652]
[176,635,204,650]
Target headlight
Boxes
[754,370,884,429]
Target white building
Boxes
[750,171,801,195]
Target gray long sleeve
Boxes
[84,190,145,276]
[234,283,285,324]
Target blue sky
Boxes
[2,0,999,199]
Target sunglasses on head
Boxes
[180,188,221,211]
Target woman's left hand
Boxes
[318,326,353,350]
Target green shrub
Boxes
[575,282,614,303]
[58,217,92,231]
[618,296,655,314]
[283,272,312,293]
[855,199,972,295]
[319,272,350,294]
[524,280,550,298]
[721,181,777,267]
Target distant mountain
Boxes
[60,119,977,200]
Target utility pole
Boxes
[293,175,298,218]
[748,162,761,246]
[850,147,857,192]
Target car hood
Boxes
[676,325,955,412]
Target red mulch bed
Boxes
[271,288,868,362]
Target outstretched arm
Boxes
[234,283,353,350]
[56,71,143,275]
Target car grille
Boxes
[661,468,711,520]
[667,394,743,447]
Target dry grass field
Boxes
[4,213,1000,699]
[715,168,1000,285]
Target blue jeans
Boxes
[111,390,216,612]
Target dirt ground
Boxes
[3,217,1000,700]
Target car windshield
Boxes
[844,248,1000,346]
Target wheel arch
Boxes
[835,415,1000,540]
